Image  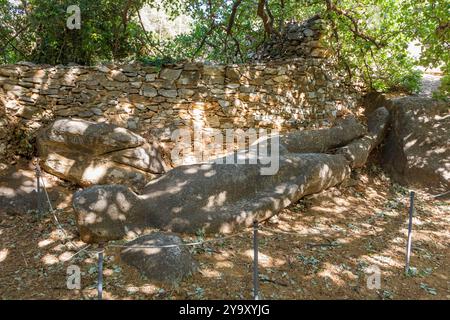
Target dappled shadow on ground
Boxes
[0,159,73,216]
[0,161,448,299]
[167,167,448,300]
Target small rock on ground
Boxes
[120,232,198,285]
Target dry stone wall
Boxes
[0,57,361,163]
[253,15,330,61]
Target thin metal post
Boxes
[253,220,260,300]
[35,163,42,217]
[405,191,415,273]
[98,246,104,300]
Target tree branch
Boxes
[134,4,165,56]
[193,25,217,57]
[193,0,217,58]
[0,23,30,54]
[226,0,242,35]
[325,0,385,49]
[257,0,276,36]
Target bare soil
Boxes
[0,160,448,300]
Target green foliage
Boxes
[0,0,448,95]
[372,64,423,93]
[433,66,450,100]
[1,0,148,64]
[322,0,429,93]
[420,282,437,295]
[139,56,176,69]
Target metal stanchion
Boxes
[98,245,104,300]
[405,191,415,273]
[35,161,42,217]
[253,220,260,300]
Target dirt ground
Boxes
[0,159,448,300]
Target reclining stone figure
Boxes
[73,108,389,243]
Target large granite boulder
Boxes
[73,109,389,243]
[120,232,198,285]
[382,97,449,194]
[37,119,169,190]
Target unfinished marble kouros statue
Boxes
[73,108,389,243]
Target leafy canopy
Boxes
[0,0,448,94]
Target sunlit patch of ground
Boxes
[0,163,448,300]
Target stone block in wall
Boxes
[17,80,38,88]
[56,108,80,117]
[150,79,175,89]
[218,99,230,109]
[160,68,182,81]
[96,65,110,73]
[123,71,138,77]
[141,85,158,97]
[225,67,240,80]
[273,75,290,83]
[22,77,47,85]
[130,81,143,88]
[203,75,225,85]
[203,65,225,77]
[183,63,202,71]
[108,70,128,82]
[60,75,77,87]
[178,88,195,98]
[3,84,29,97]
[0,67,20,77]
[0,76,10,85]
[177,71,200,86]
[159,89,178,98]
[145,73,157,82]
[122,64,141,73]
[205,115,220,127]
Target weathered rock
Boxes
[110,142,168,173]
[382,97,449,193]
[74,151,351,242]
[140,153,351,234]
[303,28,315,37]
[73,115,394,243]
[159,89,178,98]
[37,119,169,189]
[109,70,128,82]
[41,151,156,188]
[38,119,146,155]
[74,185,141,243]
[337,107,390,168]
[280,116,366,154]
[253,15,324,61]
[120,232,197,285]
[141,85,158,97]
[159,68,182,81]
